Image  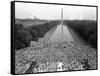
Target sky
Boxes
[15,2,97,20]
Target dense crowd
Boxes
[15,36,97,74]
[15,21,97,74]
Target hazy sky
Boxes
[15,2,97,20]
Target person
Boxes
[57,62,64,71]
[25,60,38,73]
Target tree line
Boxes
[65,20,97,49]
[14,21,58,50]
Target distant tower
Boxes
[61,8,63,37]
[61,8,63,24]
[78,9,83,20]
[48,8,74,44]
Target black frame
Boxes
[11,1,98,75]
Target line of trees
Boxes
[65,20,97,49]
[14,21,59,50]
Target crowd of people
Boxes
[15,35,97,74]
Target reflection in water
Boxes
[48,24,74,43]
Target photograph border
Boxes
[11,1,98,75]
